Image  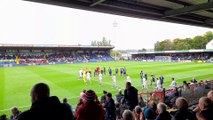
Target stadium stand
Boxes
[0,44,114,67]
[132,50,213,62]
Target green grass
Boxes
[0,61,213,116]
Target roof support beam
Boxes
[164,2,213,17]
[90,0,106,7]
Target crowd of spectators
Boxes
[0,52,114,65]
[133,53,212,62]
[0,80,212,120]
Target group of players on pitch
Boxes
[78,67,130,87]
[78,67,173,90]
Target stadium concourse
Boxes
[0,44,114,67]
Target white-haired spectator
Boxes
[172,97,196,120]
[10,107,21,120]
[196,97,213,120]
[207,90,213,101]
[122,110,134,120]
[156,103,171,120]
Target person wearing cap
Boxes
[75,90,104,120]
[104,93,116,120]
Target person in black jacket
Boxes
[122,82,138,111]
[105,93,116,120]
[18,83,74,120]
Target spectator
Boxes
[122,110,134,120]
[101,90,107,104]
[62,98,74,117]
[10,107,21,120]
[104,93,116,120]
[115,103,122,120]
[156,103,171,120]
[75,90,105,120]
[134,106,144,120]
[196,97,213,120]
[123,82,138,111]
[80,90,86,101]
[116,89,124,104]
[0,115,8,120]
[143,101,157,120]
[172,97,196,120]
[182,81,190,92]
[138,96,146,108]
[207,90,213,101]
[18,83,74,120]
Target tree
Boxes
[110,50,122,57]
[138,48,146,52]
[154,31,213,51]
[91,37,112,46]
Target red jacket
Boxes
[75,101,105,120]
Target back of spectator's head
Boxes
[157,103,167,113]
[83,90,86,93]
[11,107,19,115]
[103,90,107,95]
[198,97,212,110]
[148,101,157,109]
[85,90,96,102]
[107,92,112,98]
[122,110,134,120]
[118,89,122,94]
[207,90,213,101]
[0,115,7,120]
[175,97,188,109]
[115,102,120,108]
[134,106,142,114]
[31,83,50,103]
[63,98,68,103]
[126,82,131,89]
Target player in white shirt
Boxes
[86,72,91,84]
[79,69,83,79]
[112,74,116,87]
[143,77,148,89]
[170,77,177,88]
[156,78,161,90]
[99,73,103,85]
[126,75,131,83]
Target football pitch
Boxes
[0,61,213,115]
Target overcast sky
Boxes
[0,0,213,50]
